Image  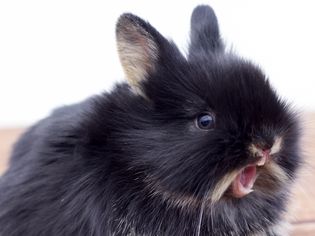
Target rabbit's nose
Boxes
[251,143,272,166]
[249,136,283,161]
[252,134,274,151]
[254,142,272,153]
[254,144,271,163]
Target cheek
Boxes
[254,162,289,193]
[264,162,289,185]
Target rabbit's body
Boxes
[0,5,300,236]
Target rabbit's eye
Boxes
[196,113,215,130]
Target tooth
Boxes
[239,185,254,195]
[257,156,266,166]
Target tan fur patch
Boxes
[147,170,242,209]
[270,136,282,155]
[264,161,289,184]
[210,170,239,203]
[147,170,241,208]
[144,175,200,210]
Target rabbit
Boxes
[0,5,301,236]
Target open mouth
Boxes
[231,155,268,198]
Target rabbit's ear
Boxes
[116,13,162,94]
[188,5,224,60]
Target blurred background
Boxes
[0,0,315,127]
[0,1,315,235]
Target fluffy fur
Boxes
[0,5,300,236]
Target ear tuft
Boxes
[116,13,158,93]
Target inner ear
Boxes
[116,14,159,93]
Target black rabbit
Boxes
[0,5,300,236]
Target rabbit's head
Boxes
[114,5,300,213]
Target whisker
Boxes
[196,190,210,236]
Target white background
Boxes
[0,0,314,128]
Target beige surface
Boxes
[0,128,24,174]
[0,113,315,235]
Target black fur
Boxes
[0,5,300,236]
